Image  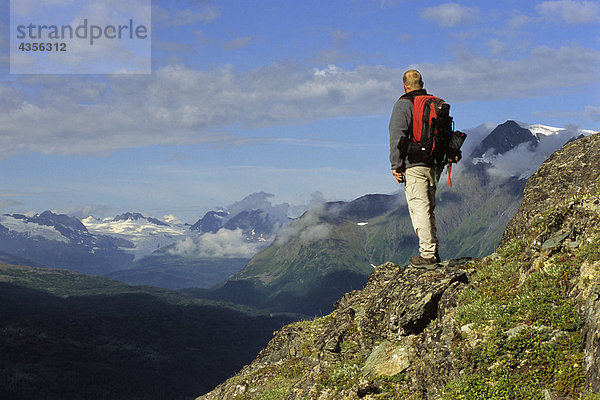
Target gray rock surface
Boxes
[198,260,475,399]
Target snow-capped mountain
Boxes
[113,212,170,226]
[223,209,284,242]
[469,120,596,179]
[0,205,294,279]
[190,210,229,233]
[189,198,293,243]
[0,211,134,274]
[81,204,293,261]
[0,212,72,243]
[82,213,188,259]
[471,120,539,158]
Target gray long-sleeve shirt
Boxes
[388,88,430,171]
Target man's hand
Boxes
[392,169,405,184]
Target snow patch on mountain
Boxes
[517,122,596,138]
[0,214,69,243]
[82,215,187,259]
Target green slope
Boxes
[0,250,40,267]
[196,217,374,315]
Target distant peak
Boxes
[470,120,537,159]
[9,210,88,233]
[113,212,168,226]
[113,212,145,222]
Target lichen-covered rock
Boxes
[197,260,475,400]
[355,265,467,340]
[579,258,600,393]
[582,280,600,392]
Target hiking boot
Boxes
[410,255,439,270]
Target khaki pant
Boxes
[404,166,440,259]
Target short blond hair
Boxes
[403,69,423,90]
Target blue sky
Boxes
[0,0,599,222]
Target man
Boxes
[389,69,442,269]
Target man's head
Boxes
[403,69,423,93]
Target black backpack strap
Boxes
[400,93,415,102]
[399,88,428,102]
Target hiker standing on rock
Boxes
[389,69,443,269]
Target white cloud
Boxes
[536,0,600,24]
[163,214,184,225]
[421,3,478,27]
[274,202,332,245]
[153,5,220,26]
[169,236,197,255]
[299,223,332,243]
[60,204,114,219]
[486,38,507,56]
[308,191,328,207]
[0,63,396,157]
[224,36,254,51]
[0,199,22,212]
[1,44,598,159]
[10,1,152,74]
[585,105,600,121]
[417,45,600,101]
[461,123,497,160]
[168,228,262,258]
[10,0,75,18]
[508,14,531,29]
[226,192,290,222]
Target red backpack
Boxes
[405,94,466,185]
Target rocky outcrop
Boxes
[501,132,600,247]
[198,259,476,399]
[581,257,600,392]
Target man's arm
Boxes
[389,99,412,177]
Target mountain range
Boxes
[0,120,594,295]
[0,210,135,275]
[0,193,292,288]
